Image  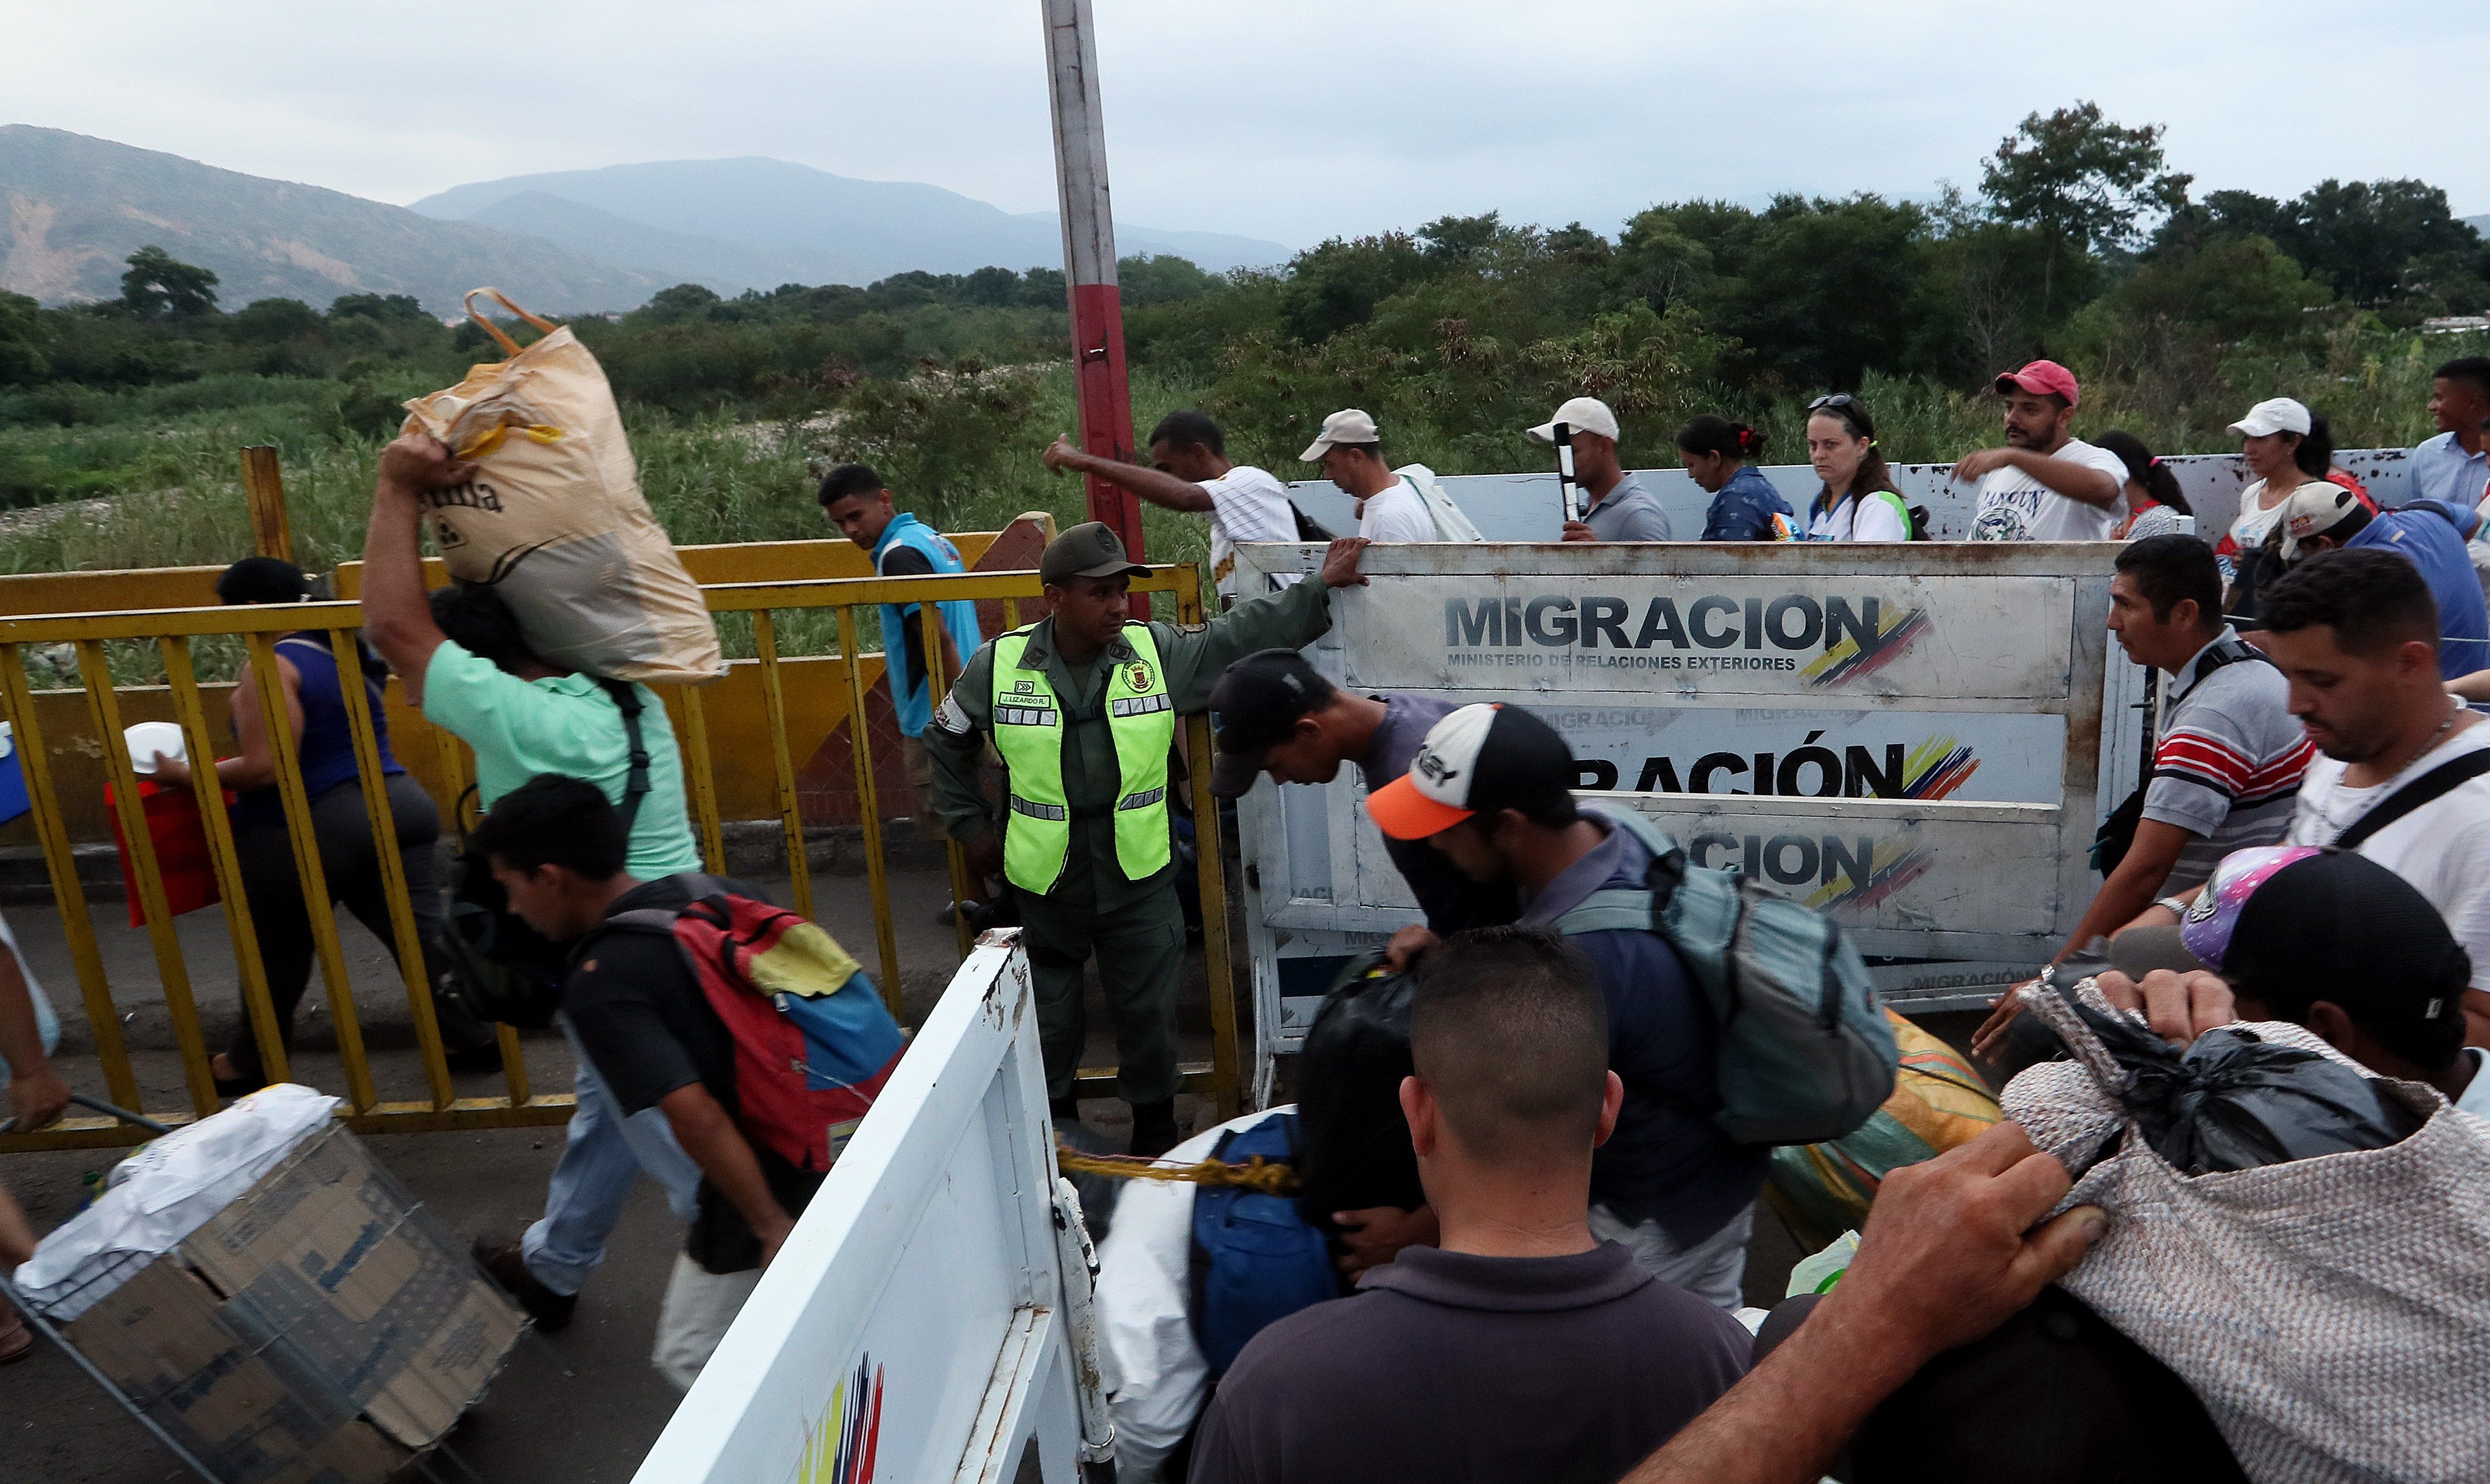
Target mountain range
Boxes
[0,126,1289,315]
[410,158,1288,290]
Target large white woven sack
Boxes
[2004,986,2490,1484]
[401,289,723,686]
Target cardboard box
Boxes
[61,1125,524,1483]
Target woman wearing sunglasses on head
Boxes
[1802,395,1913,541]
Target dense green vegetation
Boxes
[3,101,2487,598]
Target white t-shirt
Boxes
[1200,465,1297,601]
[2288,721,2490,992]
[1970,438,2129,542]
[1357,479,1436,543]
[1806,491,1910,543]
[2227,478,2301,555]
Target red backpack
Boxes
[606,876,906,1173]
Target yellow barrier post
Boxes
[0,648,142,1114]
[751,610,814,922]
[77,639,221,1117]
[678,686,728,874]
[159,637,289,1087]
[838,606,905,1019]
[241,630,381,1114]
[920,600,976,961]
[327,626,454,1110]
[1175,565,1244,1121]
[239,446,292,564]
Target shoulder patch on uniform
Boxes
[935,692,973,735]
[1176,621,1208,635]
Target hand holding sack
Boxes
[401,289,723,686]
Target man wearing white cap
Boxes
[1303,408,1436,543]
[2267,482,2489,682]
[1527,396,1673,543]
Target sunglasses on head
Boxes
[1807,394,1860,412]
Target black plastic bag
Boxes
[2071,1000,2426,1176]
[1293,952,1425,1228]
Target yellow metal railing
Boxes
[0,561,1242,1152]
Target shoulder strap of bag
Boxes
[593,678,654,833]
[2332,746,2490,852]
[1871,490,1918,540]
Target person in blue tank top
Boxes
[149,558,498,1092]
[818,464,989,910]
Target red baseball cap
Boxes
[1993,359,2080,408]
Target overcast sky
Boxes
[8,0,2484,253]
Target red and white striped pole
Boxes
[1041,0,1146,572]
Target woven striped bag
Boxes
[2003,986,2490,1483]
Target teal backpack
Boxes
[1555,809,1899,1145]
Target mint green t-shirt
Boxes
[421,641,703,877]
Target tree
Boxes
[641,282,723,322]
[2155,179,2487,317]
[329,292,432,323]
[1275,232,1431,343]
[1709,194,1931,391]
[1116,254,1222,307]
[0,291,48,386]
[117,246,219,317]
[2112,235,2331,342]
[229,297,325,344]
[2284,179,2484,310]
[1979,103,2190,317]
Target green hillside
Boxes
[0,126,661,315]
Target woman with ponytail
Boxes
[1802,395,1914,541]
[2095,431,2193,541]
[1678,416,1795,540]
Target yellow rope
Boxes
[1055,1143,1299,1195]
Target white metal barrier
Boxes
[632,931,1111,1484]
[1233,540,2128,1096]
[1284,448,2420,545]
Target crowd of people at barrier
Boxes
[0,351,2487,1484]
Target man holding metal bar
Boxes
[358,431,705,1335]
[924,521,1371,1155]
[1528,396,1674,543]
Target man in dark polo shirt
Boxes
[1188,926,1749,1484]
[1207,649,1519,946]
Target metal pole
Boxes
[1040,0,1146,573]
[1553,422,1582,527]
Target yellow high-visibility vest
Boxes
[988,624,1174,892]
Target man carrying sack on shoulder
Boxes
[925,522,1372,1155]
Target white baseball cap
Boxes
[1526,396,1620,445]
[1301,407,1381,462]
[2227,397,2313,439]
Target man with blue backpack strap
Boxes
[1365,702,1896,1309]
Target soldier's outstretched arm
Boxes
[1161,537,1369,708]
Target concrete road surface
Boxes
[0,855,1901,1483]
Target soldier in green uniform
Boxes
[926,521,1371,1154]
